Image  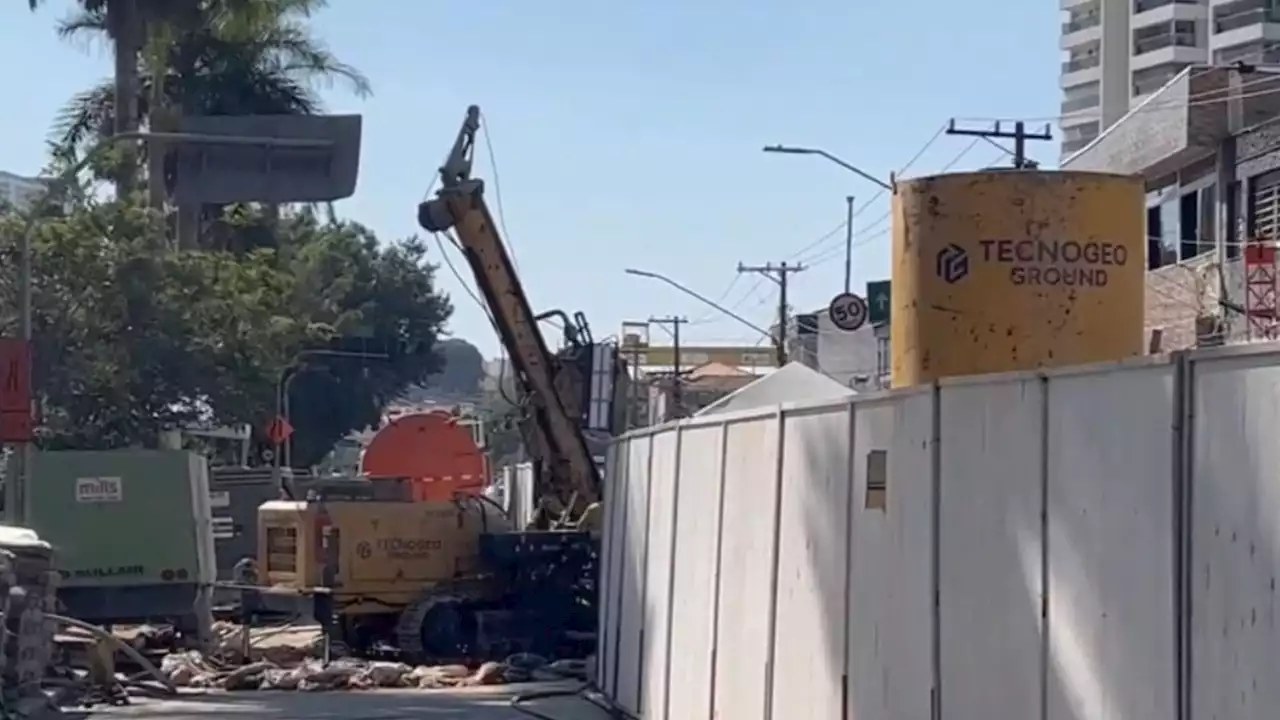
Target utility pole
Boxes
[946,119,1053,169]
[844,195,855,293]
[648,316,687,420]
[620,321,650,428]
[737,261,807,367]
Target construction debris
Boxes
[157,651,587,691]
[141,622,590,692]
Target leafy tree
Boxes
[14,1,445,464]
[425,338,486,397]
[0,201,300,448]
[264,210,451,467]
[0,202,450,458]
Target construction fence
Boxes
[594,342,1280,720]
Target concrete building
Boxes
[646,362,759,423]
[1063,63,1280,349]
[790,310,890,390]
[0,171,45,212]
[1059,0,1280,160]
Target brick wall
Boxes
[1144,252,1247,350]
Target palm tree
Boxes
[52,0,369,161]
[26,0,144,197]
[51,0,370,246]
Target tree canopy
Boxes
[0,201,453,461]
[50,0,370,162]
[3,0,479,465]
[425,339,487,398]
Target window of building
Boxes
[1160,198,1181,264]
[1250,173,1280,246]
[1148,205,1165,270]
[1180,191,1201,260]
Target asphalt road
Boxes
[81,683,611,720]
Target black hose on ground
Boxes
[577,682,639,720]
[509,682,590,720]
[508,678,638,720]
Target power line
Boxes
[689,275,742,324]
[797,141,992,266]
[648,316,688,419]
[477,112,518,270]
[945,119,1052,169]
[987,63,1280,125]
[737,261,807,366]
[785,122,948,262]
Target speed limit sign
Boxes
[827,292,868,332]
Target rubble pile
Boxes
[0,529,59,718]
[155,622,590,692]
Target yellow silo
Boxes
[890,170,1145,388]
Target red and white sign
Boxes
[0,339,32,442]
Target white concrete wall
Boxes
[598,341,1280,720]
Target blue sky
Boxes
[2,1,1062,357]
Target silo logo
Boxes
[936,244,970,284]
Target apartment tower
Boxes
[1060,0,1280,160]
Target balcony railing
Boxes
[1214,8,1280,33]
[1063,14,1102,33]
[1133,31,1198,54]
[1061,95,1101,113]
[1134,0,1202,13]
[1062,56,1102,73]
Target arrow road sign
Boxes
[827,292,868,332]
[866,279,891,326]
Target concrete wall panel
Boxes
[1190,351,1280,720]
[1044,363,1178,720]
[614,434,653,715]
[666,424,725,720]
[641,429,681,719]
[770,405,852,718]
[712,415,781,720]
[938,378,1044,720]
[847,391,935,720]
[598,440,626,693]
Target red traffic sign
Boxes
[265,416,294,446]
[0,339,33,443]
[0,339,32,414]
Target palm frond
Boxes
[55,6,107,40]
[52,80,117,156]
[49,0,370,165]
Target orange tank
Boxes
[359,410,488,502]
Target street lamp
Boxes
[623,268,774,341]
[761,145,892,191]
[762,144,893,296]
[274,348,389,485]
